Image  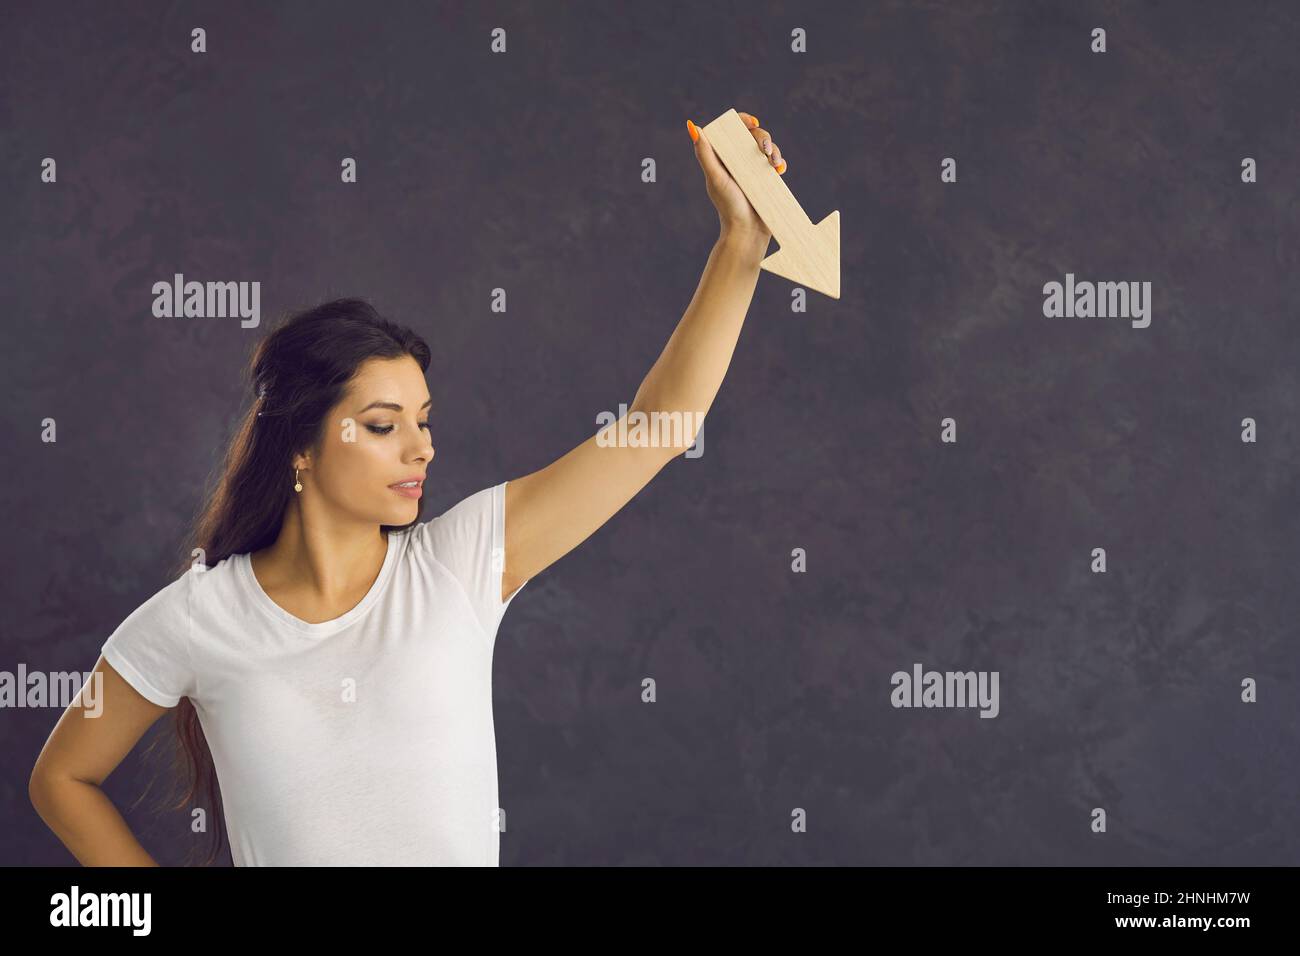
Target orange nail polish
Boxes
[686,120,699,143]
[776,161,787,174]
[749,115,760,127]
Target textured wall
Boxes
[2,0,1297,866]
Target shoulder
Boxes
[408,483,502,559]
[432,484,498,529]
[126,552,239,626]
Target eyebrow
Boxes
[357,399,433,414]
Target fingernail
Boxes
[686,120,699,143]
[776,161,787,174]
[749,115,760,127]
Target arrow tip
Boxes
[759,211,840,299]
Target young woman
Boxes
[28,111,788,866]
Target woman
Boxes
[28,111,788,865]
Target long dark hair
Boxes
[144,297,432,865]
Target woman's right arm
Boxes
[28,655,174,866]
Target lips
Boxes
[389,478,424,499]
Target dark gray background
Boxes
[3,0,1297,865]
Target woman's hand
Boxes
[687,111,785,243]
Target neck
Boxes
[253,497,389,602]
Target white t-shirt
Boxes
[101,480,527,866]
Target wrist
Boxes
[718,224,771,254]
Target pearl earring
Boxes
[294,468,303,493]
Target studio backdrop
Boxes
[3,0,1297,866]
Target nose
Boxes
[408,432,434,463]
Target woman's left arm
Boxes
[499,111,786,600]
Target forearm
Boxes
[630,227,769,446]
[31,776,160,866]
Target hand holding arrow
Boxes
[695,109,840,300]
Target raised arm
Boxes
[500,110,786,599]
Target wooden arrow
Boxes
[699,108,840,299]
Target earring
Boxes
[294,467,303,493]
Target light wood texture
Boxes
[700,108,841,299]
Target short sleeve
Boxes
[100,571,198,708]
[421,480,528,638]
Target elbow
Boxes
[29,761,54,807]
[28,761,67,817]
[28,767,51,817]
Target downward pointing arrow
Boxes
[699,109,840,300]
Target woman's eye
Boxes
[365,422,431,435]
